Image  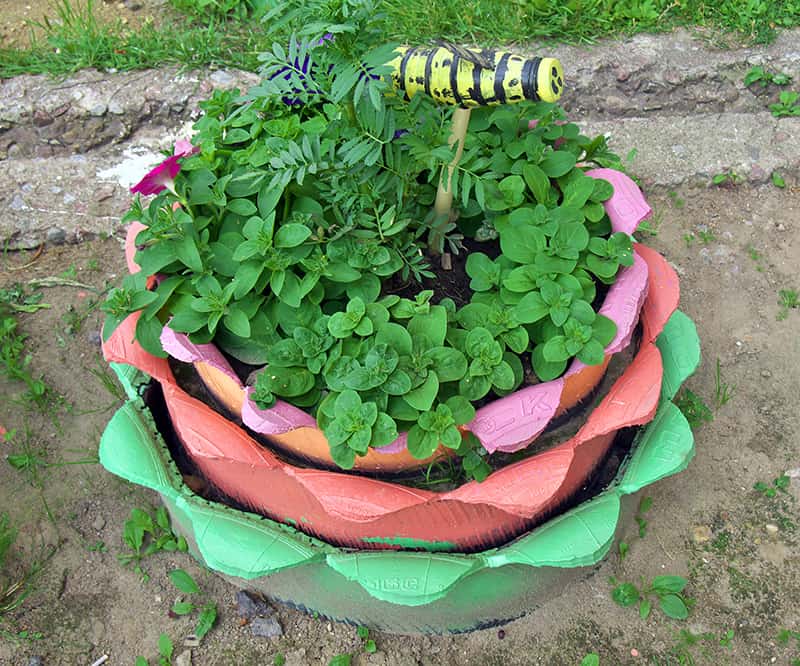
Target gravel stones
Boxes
[237,590,284,639]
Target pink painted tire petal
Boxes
[372,432,408,455]
[124,222,148,274]
[599,249,649,354]
[586,168,652,235]
[160,326,239,383]
[469,380,564,454]
[241,387,318,435]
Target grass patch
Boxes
[380,0,800,45]
[0,0,267,78]
[0,513,51,630]
[2,0,800,78]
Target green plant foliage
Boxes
[770,91,800,117]
[778,288,800,320]
[744,66,793,88]
[170,0,268,20]
[0,514,45,619]
[610,574,693,621]
[118,507,188,578]
[674,389,713,429]
[102,4,634,479]
[0,287,60,412]
[754,475,790,498]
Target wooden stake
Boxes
[430,107,471,253]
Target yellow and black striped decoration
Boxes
[389,46,564,107]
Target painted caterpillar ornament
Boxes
[389,44,564,107]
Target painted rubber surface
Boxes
[99,309,698,631]
[102,242,678,552]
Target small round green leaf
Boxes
[274,224,312,248]
[169,569,200,594]
[659,594,689,620]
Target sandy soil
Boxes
[1,183,799,664]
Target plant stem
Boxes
[430,107,471,254]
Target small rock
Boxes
[183,635,200,648]
[175,650,192,666]
[27,657,44,666]
[692,525,712,544]
[602,95,628,114]
[776,223,786,232]
[46,227,67,245]
[250,616,283,638]
[92,515,106,531]
[108,101,124,115]
[748,164,767,183]
[10,193,28,210]
[87,330,102,347]
[63,193,76,204]
[237,590,273,619]
[765,524,779,537]
[96,184,116,201]
[761,369,772,378]
[89,103,107,117]
[210,70,235,87]
[787,468,800,479]
[123,0,143,9]
[33,110,53,127]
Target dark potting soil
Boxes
[383,235,609,314]
[383,237,499,308]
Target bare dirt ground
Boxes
[1,181,799,665]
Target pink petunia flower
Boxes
[130,139,198,196]
[173,138,199,157]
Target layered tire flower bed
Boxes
[100,305,698,631]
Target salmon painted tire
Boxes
[103,233,677,552]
